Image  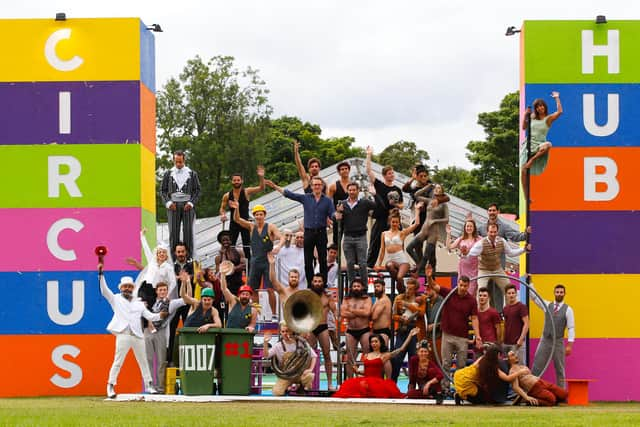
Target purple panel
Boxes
[529,211,640,274]
[0,81,140,145]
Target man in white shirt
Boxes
[530,283,575,388]
[275,231,307,289]
[99,264,167,398]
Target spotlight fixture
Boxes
[146,24,163,32]
[55,12,66,21]
[505,26,521,36]
[596,15,607,24]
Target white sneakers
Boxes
[146,382,160,394]
[107,383,116,399]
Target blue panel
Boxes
[139,19,156,93]
[0,270,142,335]
[524,83,640,147]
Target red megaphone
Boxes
[95,245,108,264]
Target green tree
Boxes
[263,116,365,186]
[155,55,272,220]
[374,140,430,176]
[465,92,519,213]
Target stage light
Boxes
[146,24,163,32]
[505,26,521,36]
[55,13,66,21]
[596,15,607,24]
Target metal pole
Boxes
[525,104,532,366]
[335,216,343,387]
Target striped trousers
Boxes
[167,201,196,256]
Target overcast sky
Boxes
[6,1,636,169]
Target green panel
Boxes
[524,20,640,83]
[0,144,141,208]
[141,208,157,263]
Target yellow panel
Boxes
[0,18,140,82]
[529,274,640,339]
[140,145,156,214]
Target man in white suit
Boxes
[99,264,168,398]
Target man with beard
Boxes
[370,278,392,346]
[274,230,307,289]
[340,278,373,378]
[390,277,425,382]
[293,139,326,194]
[530,282,575,388]
[221,275,258,332]
[214,230,246,296]
[99,264,167,398]
[334,181,376,286]
[327,160,351,246]
[477,203,531,310]
[181,274,222,331]
[268,252,301,311]
[167,241,196,366]
[306,274,337,390]
[160,150,201,259]
[229,200,282,317]
[219,166,266,262]
[365,146,404,268]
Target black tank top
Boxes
[184,304,214,327]
[332,179,349,206]
[229,188,249,220]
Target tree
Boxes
[155,55,272,220]
[465,92,519,213]
[374,140,430,176]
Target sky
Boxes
[6,1,636,169]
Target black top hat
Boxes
[217,230,232,244]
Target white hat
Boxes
[118,276,135,289]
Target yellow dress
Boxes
[453,363,480,399]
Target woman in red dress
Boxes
[406,339,444,402]
[334,328,419,398]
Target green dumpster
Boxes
[178,327,219,395]
[218,328,255,395]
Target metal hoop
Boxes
[430,274,556,384]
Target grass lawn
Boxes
[0,398,639,426]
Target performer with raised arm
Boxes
[99,263,167,398]
[219,265,258,332]
[180,270,222,332]
[292,139,326,193]
[219,166,266,262]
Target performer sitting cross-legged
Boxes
[263,321,317,396]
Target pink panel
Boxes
[529,338,640,401]
[1,208,140,272]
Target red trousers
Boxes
[528,378,568,406]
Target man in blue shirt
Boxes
[266,176,335,284]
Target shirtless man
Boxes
[507,350,568,406]
[340,278,373,378]
[293,140,325,193]
[306,274,337,390]
[267,252,301,312]
[370,278,392,346]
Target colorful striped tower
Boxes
[522,20,640,401]
[0,18,157,396]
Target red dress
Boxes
[334,356,405,398]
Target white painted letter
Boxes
[584,157,620,201]
[44,29,84,72]
[582,30,619,74]
[48,156,82,198]
[583,93,619,137]
[46,218,84,261]
[47,280,85,325]
[50,345,82,388]
[59,91,71,134]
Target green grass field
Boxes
[0,398,639,426]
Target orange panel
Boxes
[140,83,156,153]
[530,147,640,211]
[0,334,145,397]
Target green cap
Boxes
[201,288,215,298]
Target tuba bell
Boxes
[283,289,323,334]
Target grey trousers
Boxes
[532,338,566,388]
[343,235,368,285]
[441,332,469,390]
[145,328,168,392]
[167,201,196,256]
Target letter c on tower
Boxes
[44,29,84,72]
